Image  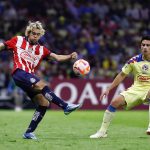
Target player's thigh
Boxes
[33,94,49,106]
[110,95,126,108]
[142,89,150,104]
[120,88,146,110]
[145,90,150,100]
[33,80,47,91]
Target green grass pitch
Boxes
[0,110,150,150]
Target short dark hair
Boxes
[141,35,150,43]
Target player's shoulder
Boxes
[36,44,50,54]
[11,35,24,41]
[127,54,143,64]
[13,35,24,39]
[39,44,50,51]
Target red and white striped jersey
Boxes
[5,36,51,73]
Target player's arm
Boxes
[48,52,78,62]
[100,71,127,100]
[107,71,127,91]
[0,43,5,52]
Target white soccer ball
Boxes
[73,59,90,76]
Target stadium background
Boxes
[0,0,150,110]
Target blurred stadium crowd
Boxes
[0,0,150,108]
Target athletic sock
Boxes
[98,105,116,133]
[26,106,47,133]
[41,86,68,109]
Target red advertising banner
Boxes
[50,78,149,110]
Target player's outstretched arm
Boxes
[0,43,5,52]
[48,52,78,62]
[100,71,127,100]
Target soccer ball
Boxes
[73,59,90,76]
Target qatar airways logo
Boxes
[53,82,126,106]
[20,51,38,63]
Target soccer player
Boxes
[0,21,82,139]
[90,35,150,138]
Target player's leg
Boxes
[23,94,49,139]
[12,69,81,115]
[90,95,126,138]
[142,90,150,135]
[146,104,150,135]
[33,80,82,115]
[90,86,146,138]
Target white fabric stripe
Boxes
[32,45,36,55]
[31,45,37,72]
[33,46,44,72]
[25,42,29,50]
[24,41,31,72]
[15,36,23,69]
[16,36,26,70]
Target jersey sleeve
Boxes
[122,62,132,75]
[43,47,51,58]
[4,36,17,50]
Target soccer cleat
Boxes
[23,132,37,140]
[90,131,107,138]
[146,128,150,135]
[64,103,82,115]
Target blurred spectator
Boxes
[0,0,149,83]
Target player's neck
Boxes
[143,55,150,61]
[25,36,38,45]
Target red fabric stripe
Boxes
[35,45,40,55]
[13,37,23,72]
[21,57,29,72]
[20,37,27,50]
[43,46,51,57]
[4,36,17,50]
[28,61,32,72]
[34,46,44,71]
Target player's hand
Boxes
[99,89,110,101]
[70,52,78,60]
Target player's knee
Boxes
[42,100,50,107]
[110,99,125,109]
[34,81,47,90]
[110,101,119,108]
[146,90,150,99]
[38,98,50,107]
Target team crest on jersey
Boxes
[30,78,36,83]
[142,64,149,71]
[28,48,33,53]
[142,64,149,74]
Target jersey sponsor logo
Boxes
[20,51,38,63]
[137,75,150,82]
